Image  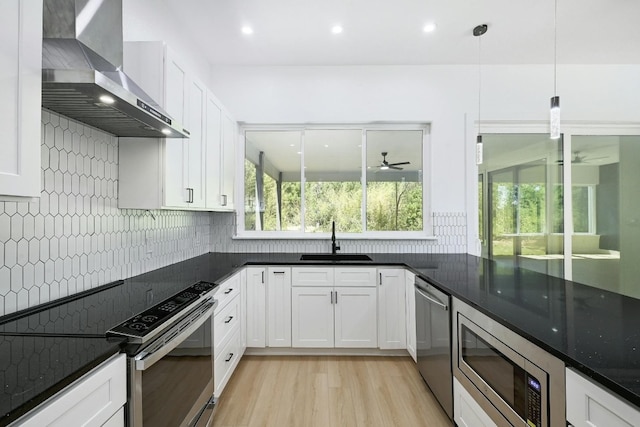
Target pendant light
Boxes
[474,24,488,165]
[550,0,561,139]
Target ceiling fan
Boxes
[557,151,608,165]
[374,152,410,170]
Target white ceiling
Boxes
[163,0,640,66]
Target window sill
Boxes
[233,232,437,241]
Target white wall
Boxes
[122,0,212,87]
[208,63,640,254]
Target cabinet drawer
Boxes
[334,267,377,287]
[216,273,240,310]
[213,294,240,352]
[292,267,335,287]
[214,328,242,397]
[566,367,640,427]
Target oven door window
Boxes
[141,323,213,426]
[461,325,529,420]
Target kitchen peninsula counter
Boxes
[1,252,639,424]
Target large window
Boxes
[241,125,428,236]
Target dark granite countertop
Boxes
[0,335,124,426]
[1,251,639,422]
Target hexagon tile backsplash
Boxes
[0,110,211,316]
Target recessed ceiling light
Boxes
[99,95,115,104]
[324,144,329,148]
[423,23,437,33]
[241,26,254,35]
[331,25,343,34]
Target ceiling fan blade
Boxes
[388,161,410,166]
[389,165,404,170]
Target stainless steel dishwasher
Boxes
[415,276,452,420]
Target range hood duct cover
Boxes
[42,0,188,138]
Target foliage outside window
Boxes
[242,125,428,236]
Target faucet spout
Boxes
[331,221,340,255]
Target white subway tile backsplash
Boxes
[0,110,211,316]
[209,211,467,254]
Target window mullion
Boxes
[361,129,367,233]
[300,130,306,233]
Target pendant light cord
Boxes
[478,33,482,136]
[554,0,558,96]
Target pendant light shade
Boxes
[550,95,560,139]
[476,134,484,165]
[474,24,488,165]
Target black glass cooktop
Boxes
[106,281,216,339]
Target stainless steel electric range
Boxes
[107,281,218,427]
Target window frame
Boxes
[236,123,433,239]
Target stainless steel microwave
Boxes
[452,299,565,427]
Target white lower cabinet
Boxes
[453,377,498,427]
[334,286,378,348]
[267,267,292,347]
[12,354,126,427]
[377,268,406,350]
[246,267,266,348]
[212,272,244,398]
[291,267,377,348]
[405,270,417,362]
[214,321,242,397]
[566,367,640,427]
[292,286,334,347]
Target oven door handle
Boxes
[415,286,448,311]
[134,300,216,371]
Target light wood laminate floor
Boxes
[213,355,452,427]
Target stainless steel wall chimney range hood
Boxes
[42,0,188,138]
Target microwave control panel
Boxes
[526,374,542,427]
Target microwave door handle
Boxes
[135,302,215,371]
[415,287,448,311]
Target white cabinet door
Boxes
[267,267,292,347]
[186,78,206,208]
[0,0,41,199]
[14,354,126,427]
[291,286,334,348]
[405,271,417,362]
[245,267,266,348]
[453,377,498,427]
[240,268,247,352]
[205,93,223,209]
[220,112,236,209]
[378,268,407,350]
[334,287,378,348]
[163,47,189,208]
[566,367,640,427]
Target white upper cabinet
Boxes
[0,0,42,199]
[119,42,216,210]
[205,93,236,210]
[220,112,236,209]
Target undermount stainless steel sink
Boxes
[299,254,373,261]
